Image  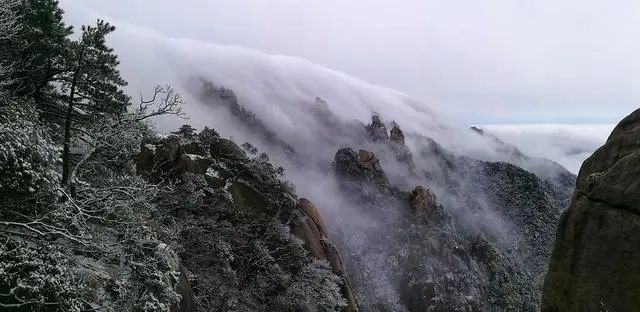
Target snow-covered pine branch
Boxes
[0,0,20,87]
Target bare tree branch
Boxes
[135,85,188,121]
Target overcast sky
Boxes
[60,0,639,125]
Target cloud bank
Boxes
[60,0,640,124]
[483,123,615,173]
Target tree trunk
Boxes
[60,80,76,187]
[61,45,85,188]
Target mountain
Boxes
[132,113,574,311]
[542,108,640,312]
[97,27,578,311]
[0,11,580,310]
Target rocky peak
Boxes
[331,142,547,311]
[470,126,484,135]
[389,123,415,169]
[335,148,390,193]
[366,115,389,142]
[389,123,405,145]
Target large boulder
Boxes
[137,135,212,178]
[357,149,383,172]
[542,108,640,312]
[180,140,207,156]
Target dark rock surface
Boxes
[542,108,640,312]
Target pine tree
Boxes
[59,20,130,188]
[3,0,72,100]
[172,124,198,139]
[0,0,20,90]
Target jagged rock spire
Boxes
[389,122,415,169]
[366,114,389,142]
[390,122,406,145]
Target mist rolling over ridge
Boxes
[57,13,580,311]
[3,1,638,311]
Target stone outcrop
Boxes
[389,124,405,145]
[364,117,415,168]
[389,124,415,168]
[542,108,640,312]
[409,185,445,222]
[335,148,390,191]
[290,198,359,312]
[136,135,213,178]
[365,115,389,142]
[357,149,383,172]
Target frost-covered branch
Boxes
[136,85,187,121]
[0,0,20,40]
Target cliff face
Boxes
[542,109,640,312]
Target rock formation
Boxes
[335,148,391,194]
[542,108,640,312]
[334,127,573,311]
[138,130,358,311]
[409,185,445,222]
[366,115,389,142]
[137,134,215,179]
[290,198,359,312]
[390,123,415,169]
